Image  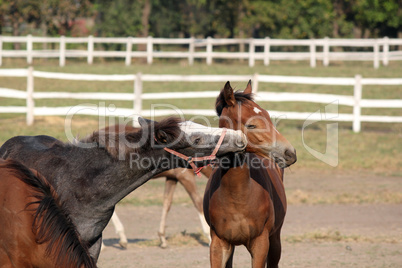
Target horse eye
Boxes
[245,124,257,129]
[194,138,201,144]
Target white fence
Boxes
[0,67,401,133]
[1,35,402,68]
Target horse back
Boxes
[0,135,63,159]
[0,135,68,185]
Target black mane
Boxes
[215,90,254,116]
[80,117,182,159]
[3,160,96,268]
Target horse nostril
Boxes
[236,137,243,147]
[284,149,296,161]
[236,134,247,148]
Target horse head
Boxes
[138,117,247,170]
[216,81,296,168]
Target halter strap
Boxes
[162,128,227,177]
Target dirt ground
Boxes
[98,171,402,268]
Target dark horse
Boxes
[203,81,297,267]
[98,124,214,249]
[0,159,95,268]
[0,117,247,262]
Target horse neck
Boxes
[221,164,252,195]
[218,153,253,198]
[62,146,170,247]
[74,146,168,209]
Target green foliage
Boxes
[149,0,183,37]
[0,0,41,35]
[95,0,143,37]
[244,0,335,38]
[352,0,402,37]
[1,0,401,38]
[0,0,92,36]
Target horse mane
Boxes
[80,117,182,159]
[3,160,96,268]
[215,90,254,116]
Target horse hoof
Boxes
[160,242,168,248]
[119,240,128,249]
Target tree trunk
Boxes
[398,31,402,50]
[138,0,151,52]
[12,20,21,50]
[141,0,151,37]
[41,22,48,50]
[238,1,245,60]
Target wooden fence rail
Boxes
[0,68,401,133]
[1,35,402,68]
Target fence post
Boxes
[87,35,94,64]
[27,34,33,64]
[0,36,2,66]
[147,36,153,64]
[206,37,213,65]
[26,66,34,126]
[264,37,270,66]
[188,37,195,65]
[353,74,362,133]
[249,38,255,67]
[59,36,66,67]
[323,37,329,66]
[134,72,143,116]
[310,39,316,68]
[373,40,380,69]
[125,36,132,66]
[252,73,259,93]
[382,36,389,66]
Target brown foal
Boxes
[204,81,297,268]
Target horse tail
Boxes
[2,159,96,268]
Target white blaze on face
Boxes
[253,107,262,114]
[250,106,280,135]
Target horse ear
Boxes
[155,130,168,144]
[138,117,155,129]
[244,80,252,94]
[138,117,148,128]
[223,81,236,106]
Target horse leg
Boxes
[267,229,282,268]
[246,229,270,268]
[111,211,128,249]
[177,171,211,243]
[210,229,234,268]
[158,177,177,248]
[225,247,235,268]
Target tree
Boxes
[243,0,335,39]
[352,0,402,38]
[0,0,40,48]
[94,0,142,37]
[38,0,93,36]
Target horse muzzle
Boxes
[217,130,247,156]
[273,148,297,168]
